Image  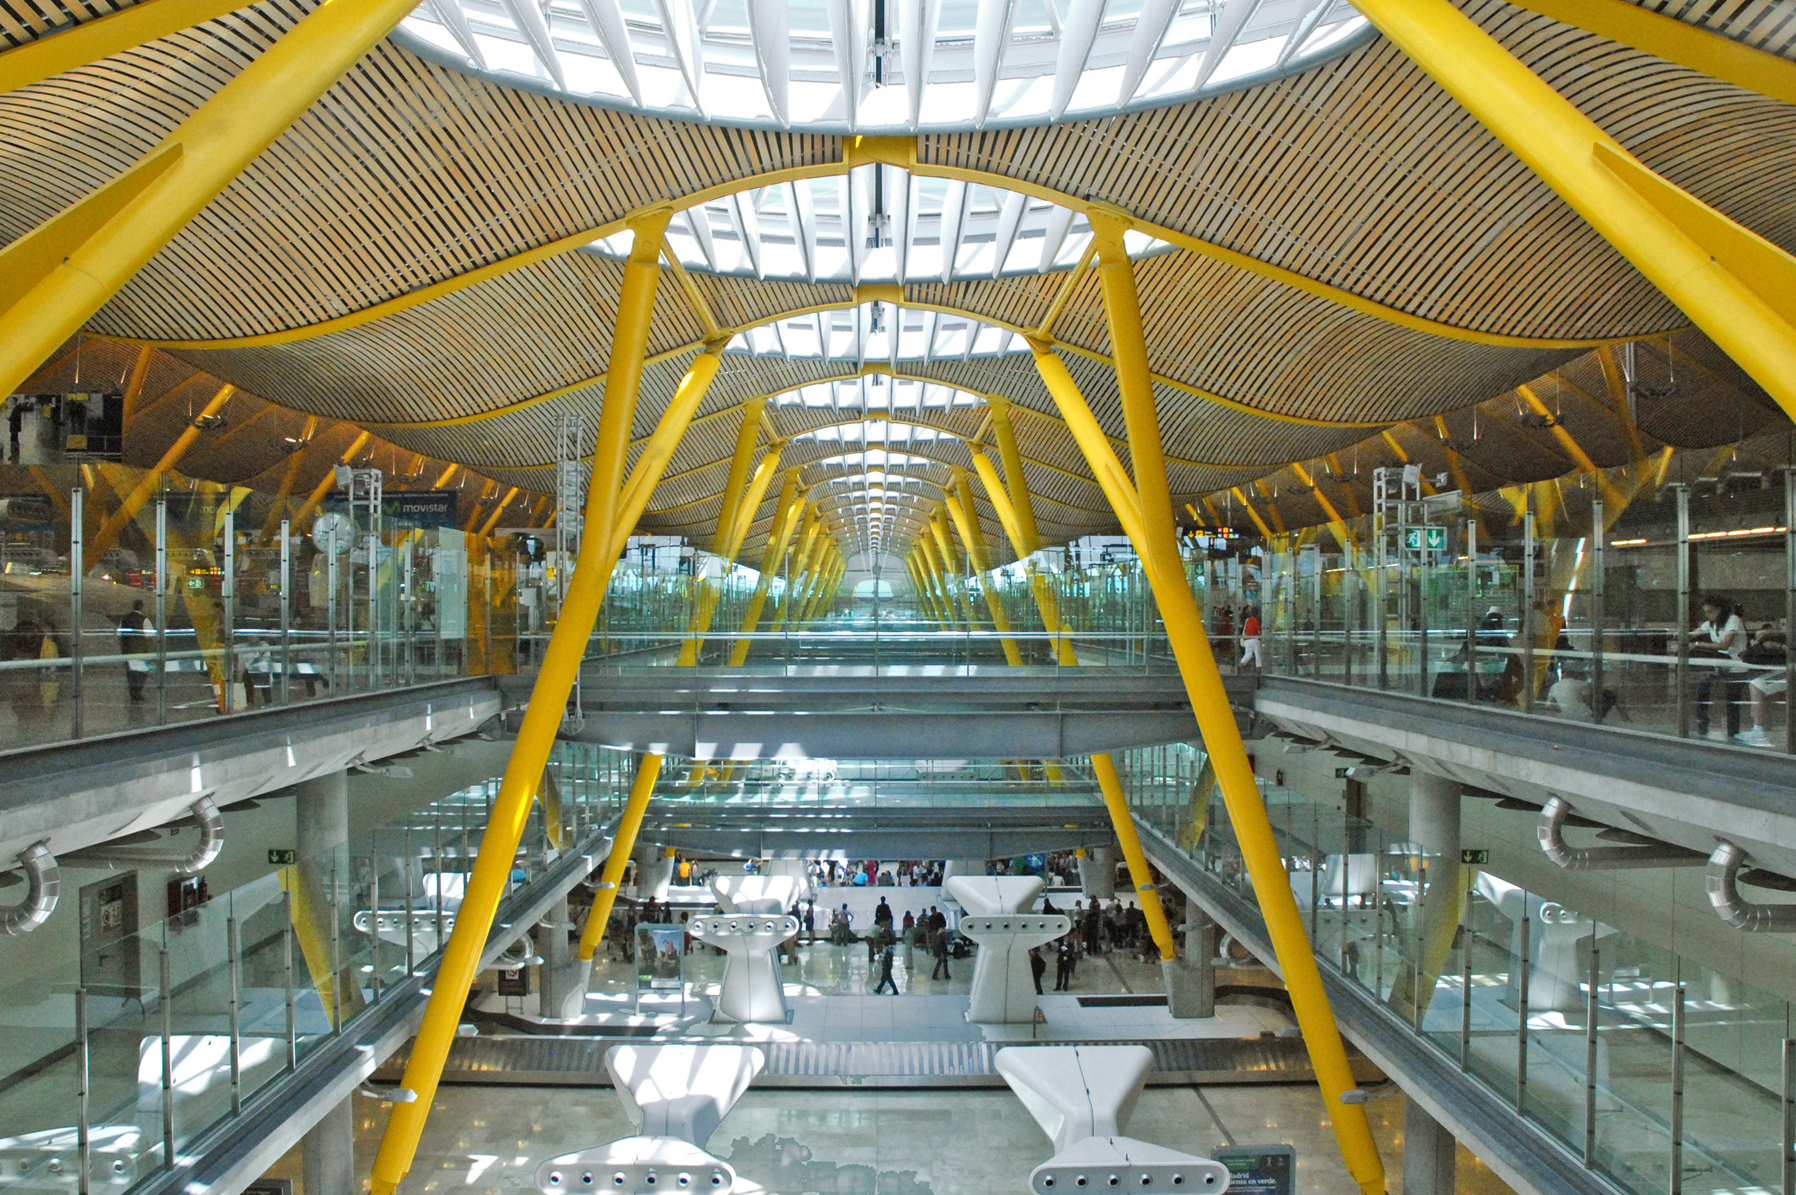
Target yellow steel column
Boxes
[710,396,770,559]
[370,207,673,1195]
[727,469,806,666]
[928,509,976,626]
[1354,0,1796,424]
[905,553,938,621]
[677,441,785,666]
[941,482,1022,665]
[915,534,957,628]
[0,0,422,400]
[1076,209,1386,1194]
[576,753,664,959]
[970,446,1069,662]
[87,382,233,563]
[775,508,823,629]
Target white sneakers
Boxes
[1736,727,1773,748]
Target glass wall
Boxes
[0,462,535,752]
[1125,743,1793,1195]
[0,741,633,1195]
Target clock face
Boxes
[311,512,352,552]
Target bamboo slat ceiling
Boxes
[3,0,1795,565]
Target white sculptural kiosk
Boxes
[536,1044,765,1195]
[685,875,803,1023]
[946,875,1069,1023]
[996,1045,1231,1194]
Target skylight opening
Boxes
[398,0,1371,135]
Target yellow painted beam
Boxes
[87,382,232,563]
[0,0,422,401]
[0,0,256,94]
[1507,0,1796,106]
[370,207,673,1195]
[477,486,519,537]
[1083,209,1385,1194]
[728,470,808,666]
[677,442,784,667]
[576,753,664,960]
[1355,0,1796,426]
[942,478,1022,666]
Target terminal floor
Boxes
[269,1081,1519,1195]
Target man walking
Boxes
[931,927,951,980]
[873,943,898,995]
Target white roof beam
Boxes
[428,0,486,69]
[1117,0,1177,105]
[1277,0,1335,68]
[684,205,719,271]
[499,0,565,88]
[1050,0,1104,119]
[900,171,923,284]
[889,165,911,281]
[792,181,818,283]
[973,0,1017,127]
[577,0,640,102]
[733,190,764,279]
[746,0,791,126]
[654,0,708,115]
[990,190,1027,278]
[827,0,869,131]
[1038,203,1074,271]
[898,0,939,131]
[1193,0,1266,90]
[938,179,968,284]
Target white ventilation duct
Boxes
[0,842,60,936]
[1706,841,1796,933]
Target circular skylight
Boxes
[398,0,1372,133]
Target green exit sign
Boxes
[268,849,297,865]
[1405,526,1446,551]
[1461,849,1489,865]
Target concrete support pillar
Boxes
[1165,898,1215,1019]
[633,843,675,900]
[534,892,590,1019]
[1390,770,1465,1026]
[1401,1098,1457,1195]
[295,769,350,858]
[1080,844,1116,901]
[1408,770,1461,860]
[302,1095,356,1195]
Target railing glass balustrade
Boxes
[0,743,633,1195]
[1123,741,1792,1195]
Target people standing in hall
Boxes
[931,924,951,980]
[1082,900,1103,955]
[874,895,893,929]
[1029,946,1046,995]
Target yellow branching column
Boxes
[1353,0,1796,425]
[775,509,824,629]
[370,209,678,1195]
[941,484,1022,665]
[1033,207,1386,1195]
[677,440,785,666]
[577,753,664,960]
[727,469,807,667]
[0,0,423,399]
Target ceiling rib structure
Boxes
[2,0,1793,576]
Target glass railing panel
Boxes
[1589,931,1679,1193]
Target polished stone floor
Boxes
[263,1081,1519,1195]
